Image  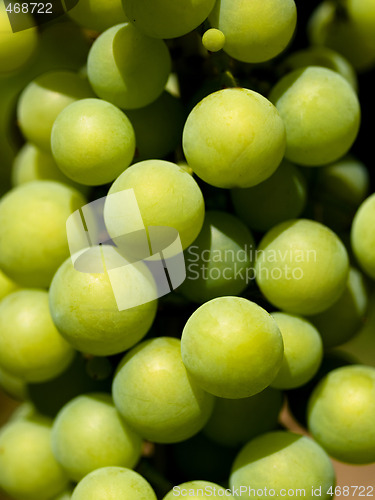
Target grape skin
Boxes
[65,0,128,33]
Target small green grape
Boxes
[351,193,375,279]
[65,0,128,32]
[0,366,28,401]
[202,29,225,52]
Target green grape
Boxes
[51,393,142,482]
[0,417,69,500]
[309,267,368,349]
[49,246,158,356]
[270,312,323,390]
[71,467,157,500]
[8,402,36,423]
[0,290,75,383]
[87,23,171,110]
[181,297,284,398]
[179,211,255,303]
[308,2,375,72]
[308,365,375,463]
[230,431,335,498]
[230,160,307,233]
[0,365,28,401]
[345,0,375,45]
[65,0,128,32]
[202,29,226,52]
[351,193,375,279]
[0,1,39,74]
[12,142,89,193]
[0,181,86,288]
[125,91,185,162]
[53,490,73,500]
[51,98,135,185]
[112,337,214,443]
[203,388,283,448]
[0,268,19,301]
[255,219,349,315]
[122,0,215,39]
[269,66,360,166]
[282,46,358,91]
[104,160,205,250]
[183,88,286,189]
[209,0,296,63]
[163,481,235,499]
[17,71,95,152]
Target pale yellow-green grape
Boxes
[65,0,128,32]
[203,388,283,448]
[0,366,28,400]
[181,297,283,398]
[0,181,86,288]
[0,417,69,500]
[345,0,375,46]
[49,246,158,356]
[230,431,335,499]
[0,268,19,301]
[112,337,214,443]
[51,98,135,185]
[308,365,375,463]
[104,160,205,250]
[282,46,358,90]
[87,23,171,110]
[122,0,215,39]
[209,0,296,63]
[12,143,89,194]
[308,2,375,71]
[183,88,286,188]
[230,160,307,233]
[72,467,157,500]
[202,29,226,52]
[270,313,323,390]
[255,219,349,315]
[125,91,185,161]
[51,393,142,482]
[351,193,375,279]
[163,481,235,499]
[17,71,95,152]
[179,211,255,303]
[269,66,360,166]
[309,267,368,349]
[0,290,75,383]
[0,1,38,74]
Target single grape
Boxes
[0,180,86,288]
[181,297,284,398]
[112,337,214,443]
[122,0,215,39]
[72,467,157,500]
[346,0,375,46]
[0,290,75,383]
[255,219,349,315]
[202,29,225,52]
[104,160,205,250]
[179,211,255,303]
[87,23,171,109]
[17,71,95,151]
[51,393,142,482]
[203,388,283,448]
[308,267,368,349]
[209,0,296,63]
[51,98,135,186]
[0,268,19,302]
[65,0,128,32]
[125,91,185,161]
[230,431,335,498]
[308,365,375,463]
[269,66,360,166]
[49,246,157,356]
[0,1,38,74]
[163,480,235,499]
[351,193,375,279]
[230,160,307,233]
[270,312,323,390]
[0,417,69,500]
[183,88,286,188]
[0,365,28,401]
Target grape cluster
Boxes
[0,0,375,499]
